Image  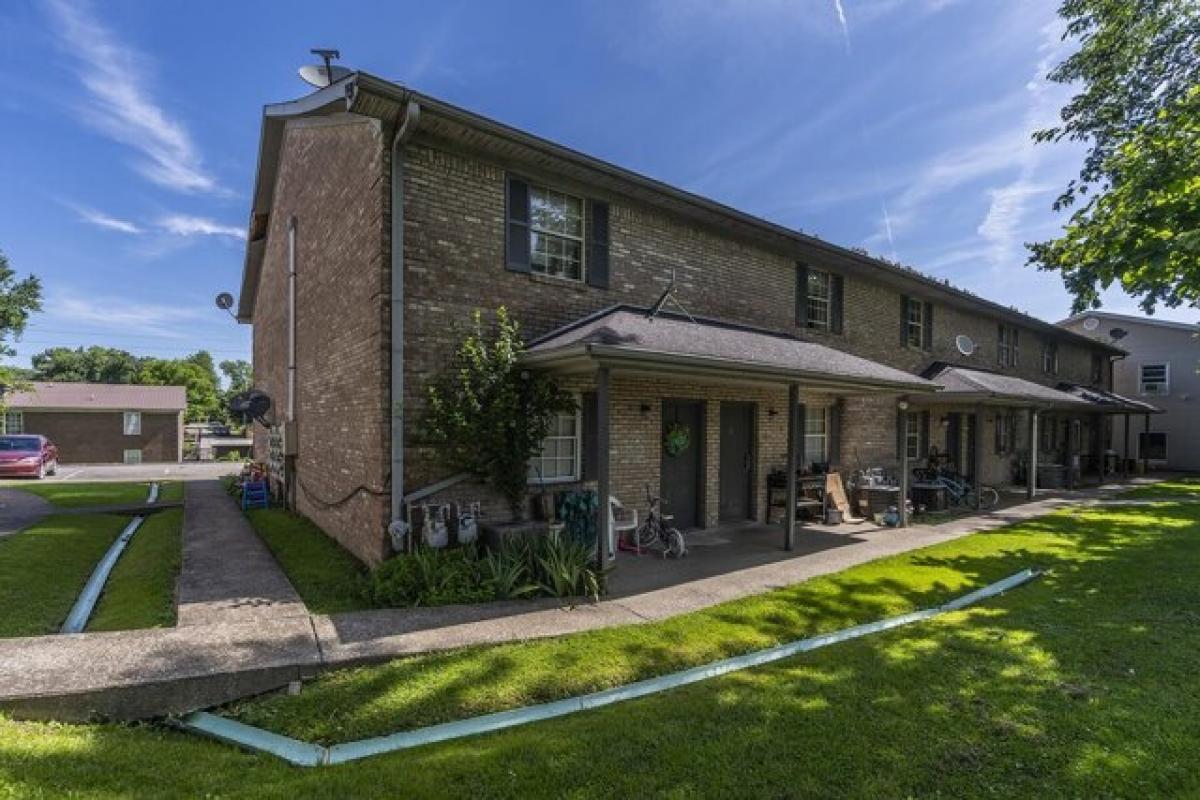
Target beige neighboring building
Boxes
[2,382,186,464]
[1060,311,1199,471]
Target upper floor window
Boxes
[1,411,23,434]
[1091,353,1106,385]
[795,264,844,334]
[1041,340,1059,374]
[902,296,932,350]
[123,411,141,436]
[998,324,1020,367]
[529,186,584,281]
[1140,363,1169,395]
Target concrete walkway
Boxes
[176,480,308,627]
[0,487,52,538]
[0,478,1185,721]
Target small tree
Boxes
[426,307,575,519]
[0,249,42,405]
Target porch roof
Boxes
[524,306,940,393]
[1056,383,1162,415]
[912,363,1091,409]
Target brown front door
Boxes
[661,400,704,529]
[719,402,754,521]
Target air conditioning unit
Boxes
[1143,383,1165,395]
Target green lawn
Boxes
[87,509,183,632]
[244,508,369,614]
[1126,476,1200,498]
[1,501,1198,797]
[3,481,179,508]
[0,514,130,637]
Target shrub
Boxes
[367,547,493,607]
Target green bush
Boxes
[365,533,605,608]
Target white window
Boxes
[123,411,142,436]
[805,270,832,332]
[528,406,580,483]
[904,299,925,349]
[1140,363,1169,395]
[804,407,829,463]
[1042,341,1059,374]
[123,449,143,465]
[904,411,922,461]
[529,186,585,281]
[1,411,23,434]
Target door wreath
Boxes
[664,421,691,457]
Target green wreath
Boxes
[664,422,691,457]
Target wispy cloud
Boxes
[157,214,244,240]
[832,0,852,54]
[49,295,209,340]
[73,205,143,235]
[43,0,219,194]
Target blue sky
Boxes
[0,0,1191,372]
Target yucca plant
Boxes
[533,531,605,603]
[481,540,539,600]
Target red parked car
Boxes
[0,435,58,479]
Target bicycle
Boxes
[634,486,688,558]
[914,466,999,510]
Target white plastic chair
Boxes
[609,496,638,557]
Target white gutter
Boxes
[388,100,421,544]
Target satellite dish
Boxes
[298,63,351,88]
[229,390,273,427]
[1082,316,1100,331]
[955,334,976,356]
[215,292,235,311]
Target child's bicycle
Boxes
[634,486,688,558]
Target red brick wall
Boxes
[21,411,179,463]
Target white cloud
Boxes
[49,295,209,340]
[157,214,244,240]
[833,0,852,54]
[44,0,219,194]
[74,205,143,235]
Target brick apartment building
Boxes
[3,382,186,464]
[238,72,1148,567]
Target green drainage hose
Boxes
[179,567,1042,767]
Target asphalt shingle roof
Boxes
[5,382,187,412]
[923,365,1091,407]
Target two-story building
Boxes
[238,72,1134,566]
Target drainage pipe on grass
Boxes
[180,567,1042,767]
[61,515,146,634]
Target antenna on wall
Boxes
[298,48,351,88]
[646,268,696,323]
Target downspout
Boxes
[287,217,297,421]
[388,100,421,549]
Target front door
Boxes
[661,400,704,529]
[719,402,754,521]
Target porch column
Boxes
[898,401,910,527]
[784,383,799,551]
[1122,412,1131,480]
[596,366,613,565]
[1026,408,1039,499]
[1142,413,1151,474]
[973,404,985,509]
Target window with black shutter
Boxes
[504,174,610,288]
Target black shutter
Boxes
[586,200,610,289]
[900,295,910,345]
[505,176,531,273]
[796,403,807,470]
[830,275,845,334]
[581,392,598,481]
[923,302,934,350]
[795,263,809,327]
[920,410,931,459]
[828,400,842,467]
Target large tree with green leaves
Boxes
[137,351,222,423]
[1028,0,1200,312]
[0,250,42,399]
[30,346,141,384]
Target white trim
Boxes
[528,396,583,484]
[528,184,586,283]
[1138,362,1170,396]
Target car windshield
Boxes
[0,436,40,452]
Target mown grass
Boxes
[1126,476,1200,498]
[0,514,130,637]
[3,481,176,508]
[87,509,183,632]
[244,508,368,614]
[1,501,1198,797]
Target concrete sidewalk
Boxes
[0,487,52,538]
[0,479,1185,722]
[176,480,308,627]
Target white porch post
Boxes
[596,366,613,565]
[1026,408,1039,499]
[784,383,799,551]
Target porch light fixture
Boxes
[897,400,909,411]
[639,403,652,415]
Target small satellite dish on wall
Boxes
[1083,316,1100,331]
[299,63,351,88]
[955,334,976,356]
[215,292,234,311]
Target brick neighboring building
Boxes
[3,382,186,464]
[238,72,1144,567]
